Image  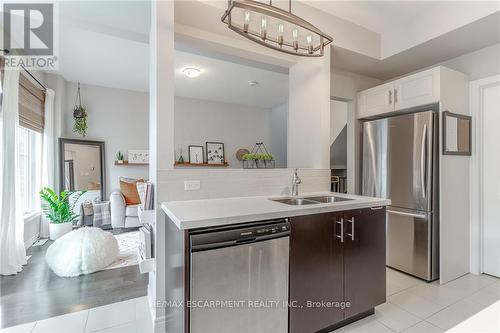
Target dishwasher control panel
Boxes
[190,219,290,252]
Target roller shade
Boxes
[19,73,45,133]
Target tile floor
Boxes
[1,269,499,333]
[338,268,500,333]
[0,297,152,333]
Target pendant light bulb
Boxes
[261,17,268,40]
[261,17,267,29]
[292,28,299,51]
[278,23,284,47]
[306,34,313,54]
[243,11,250,32]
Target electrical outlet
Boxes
[184,180,201,191]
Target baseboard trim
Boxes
[25,233,40,249]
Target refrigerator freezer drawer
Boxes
[386,208,438,281]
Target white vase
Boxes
[49,222,73,240]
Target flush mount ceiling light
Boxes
[221,0,333,57]
[182,67,202,78]
[248,80,259,86]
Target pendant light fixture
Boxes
[221,0,333,57]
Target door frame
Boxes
[469,74,500,274]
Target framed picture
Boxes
[188,145,204,164]
[128,150,149,163]
[206,142,225,164]
[442,111,471,156]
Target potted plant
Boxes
[116,151,124,164]
[40,187,85,240]
[73,83,88,137]
[242,153,257,168]
[255,153,266,168]
[262,153,275,168]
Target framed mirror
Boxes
[442,111,472,156]
[59,138,106,200]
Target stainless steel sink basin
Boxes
[271,198,319,206]
[304,196,353,203]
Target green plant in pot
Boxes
[40,187,85,240]
[116,151,124,164]
[72,83,88,137]
[242,153,256,161]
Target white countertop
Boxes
[161,192,391,230]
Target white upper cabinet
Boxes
[357,82,395,119]
[357,67,441,119]
[394,68,440,110]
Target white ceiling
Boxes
[53,1,288,108]
[55,1,150,92]
[305,1,500,58]
[175,50,288,108]
[45,1,500,93]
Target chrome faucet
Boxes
[291,168,301,196]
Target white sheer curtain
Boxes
[0,68,27,275]
[40,88,55,238]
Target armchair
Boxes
[110,190,142,229]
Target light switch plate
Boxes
[184,180,201,191]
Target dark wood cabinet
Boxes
[289,213,344,333]
[289,207,386,333]
[343,207,386,318]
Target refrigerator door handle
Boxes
[387,209,427,219]
[420,123,427,199]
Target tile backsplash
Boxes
[156,168,330,202]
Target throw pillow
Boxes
[120,178,144,205]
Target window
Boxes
[17,73,45,216]
[18,126,42,215]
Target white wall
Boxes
[470,75,500,276]
[270,103,288,168]
[330,100,348,145]
[63,82,149,198]
[441,43,500,81]
[288,51,331,169]
[174,97,278,168]
[330,68,382,193]
[331,68,383,101]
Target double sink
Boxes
[271,195,353,206]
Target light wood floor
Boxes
[0,237,148,329]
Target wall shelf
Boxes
[174,162,229,168]
[114,160,149,166]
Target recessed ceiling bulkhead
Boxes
[222,0,333,57]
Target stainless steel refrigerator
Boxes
[362,110,439,281]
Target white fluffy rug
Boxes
[105,231,140,270]
[46,228,119,277]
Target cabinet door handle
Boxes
[345,217,355,241]
[335,218,344,243]
[370,206,384,210]
[394,89,398,103]
[388,90,392,104]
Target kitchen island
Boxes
[161,192,390,333]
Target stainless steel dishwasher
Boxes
[189,219,290,333]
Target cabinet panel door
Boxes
[289,213,344,333]
[343,207,386,318]
[357,82,394,119]
[394,68,440,110]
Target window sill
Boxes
[24,211,40,224]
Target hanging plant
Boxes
[72,82,88,137]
